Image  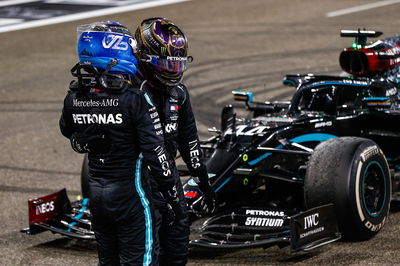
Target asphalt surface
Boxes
[1,0,400,265]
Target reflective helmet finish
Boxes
[135,18,191,87]
[77,21,138,76]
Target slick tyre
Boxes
[304,137,391,240]
[81,154,90,198]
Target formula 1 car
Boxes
[22,29,400,252]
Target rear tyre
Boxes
[81,154,90,198]
[304,137,391,240]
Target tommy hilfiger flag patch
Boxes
[170,105,179,112]
[184,191,199,198]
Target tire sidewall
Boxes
[304,137,391,240]
[347,142,391,237]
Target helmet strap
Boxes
[103,59,118,74]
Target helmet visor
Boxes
[143,54,192,76]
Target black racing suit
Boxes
[140,81,208,266]
[60,85,174,266]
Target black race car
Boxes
[22,29,400,252]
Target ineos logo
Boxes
[154,146,171,176]
[304,213,319,229]
[35,201,55,215]
[102,34,129,50]
[189,140,201,169]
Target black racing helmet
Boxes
[135,17,192,88]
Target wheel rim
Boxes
[361,161,386,218]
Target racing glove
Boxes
[160,185,185,226]
[195,177,217,214]
[70,124,111,154]
[162,202,177,227]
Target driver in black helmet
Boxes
[133,17,217,266]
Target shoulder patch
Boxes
[176,84,185,93]
[169,87,179,99]
[171,83,187,105]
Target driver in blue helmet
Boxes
[59,21,174,266]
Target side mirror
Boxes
[232,90,254,103]
[221,105,234,132]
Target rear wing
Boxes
[340,29,382,48]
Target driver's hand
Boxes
[160,185,185,226]
[70,124,111,154]
[197,180,217,214]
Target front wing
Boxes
[21,189,340,252]
[21,189,94,240]
[190,204,341,252]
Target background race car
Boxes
[23,29,400,253]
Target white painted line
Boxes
[44,0,146,7]
[0,18,24,26]
[326,0,400,17]
[44,0,116,6]
[0,0,190,33]
[0,0,40,7]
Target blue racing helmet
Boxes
[77,21,138,77]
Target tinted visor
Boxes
[144,55,192,75]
